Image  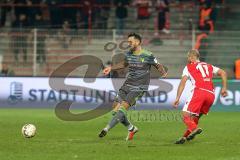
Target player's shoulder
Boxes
[187,62,207,67]
[125,51,132,56]
[199,62,215,68]
[141,49,153,56]
[183,65,188,72]
[186,62,218,71]
[198,61,212,65]
[186,63,197,71]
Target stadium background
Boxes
[0,0,240,160]
[0,0,239,110]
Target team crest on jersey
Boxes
[140,57,145,62]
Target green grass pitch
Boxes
[0,109,240,160]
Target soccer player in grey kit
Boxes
[99,33,168,141]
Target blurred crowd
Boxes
[194,0,224,61]
[0,0,172,33]
[0,0,225,67]
[1,0,238,79]
[0,0,224,32]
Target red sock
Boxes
[183,129,191,138]
[183,115,197,132]
[193,116,199,125]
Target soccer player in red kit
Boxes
[173,49,228,144]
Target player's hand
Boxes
[103,66,111,75]
[173,98,180,108]
[221,88,228,97]
[161,72,168,78]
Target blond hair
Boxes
[188,49,200,59]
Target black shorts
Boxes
[114,85,145,106]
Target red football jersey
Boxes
[182,62,219,92]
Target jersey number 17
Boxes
[196,64,209,78]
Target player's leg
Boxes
[187,91,215,141]
[200,91,215,117]
[105,101,132,131]
[118,101,138,141]
[111,101,120,115]
[191,91,213,127]
[102,98,139,135]
[110,100,139,141]
[175,90,202,144]
[99,101,132,138]
[108,86,132,128]
[112,100,133,128]
[98,101,120,138]
[99,88,143,140]
[104,89,144,141]
[175,111,200,144]
[186,92,215,141]
[183,112,198,136]
[184,112,203,141]
[185,90,215,141]
[99,86,129,138]
[124,91,144,140]
[111,86,128,115]
[192,113,203,125]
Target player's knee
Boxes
[121,101,130,110]
[182,111,191,117]
[112,101,119,109]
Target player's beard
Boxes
[129,45,140,52]
[129,47,136,52]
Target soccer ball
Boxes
[21,124,36,138]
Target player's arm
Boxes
[173,76,188,108]
[213,66,227,97]
[154,63,168,78]
[111,61,128,70]
[103,61,128,75]
[151,55,168,78]
[216,68,228,97]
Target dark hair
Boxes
[128,33,142,43]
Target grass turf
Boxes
[0,109,240,160]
